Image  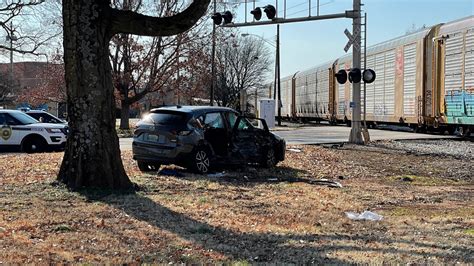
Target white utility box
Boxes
[258,99,275,129]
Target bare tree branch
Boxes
[109,0,210,36]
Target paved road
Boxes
[119,125,457,151]
[272,125,456,144]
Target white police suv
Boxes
[0,110,68,153]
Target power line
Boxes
[286,0,335,17]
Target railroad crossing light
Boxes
[251,7,262,21]
[348,68,361,83]
[263,5,276,19]
[222,11,233,24]
[335,69,347,84]
[362,69,376,83]
[211,11,233,25]
[211,13,222,25]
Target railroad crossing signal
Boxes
[250,7,262,21]
[211,11,233,25]
[335,69,347,84]
[362,69,376,84]
[250,5,276,21]
[344,28,360,52]
[335,68,376,84]
[348,68,361,83]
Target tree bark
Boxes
[58,0,210,189]
[58,0,133,189]
[119,102,130,130]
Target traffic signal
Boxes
[348,68,361,83]
[263,5,277,19]
[362,69,376,83]
[250,7,262,21]
[335,69,347,84]
[211,11,233,25]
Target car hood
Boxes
[270,131,284,141]
[28,123,67,129]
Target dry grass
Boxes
[0,143,473,264]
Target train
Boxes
[270,16,473,136]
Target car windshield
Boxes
[144,111,187,125]
[10,112,39,125]
[28,112,65,123]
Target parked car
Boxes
[26,110,67,124]
[132,106,286,173]
[0,110,68,153]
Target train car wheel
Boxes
[459,126,471,138]
[447,126,456,135]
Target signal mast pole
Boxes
[210,0,216,106]
[349,0,363,144]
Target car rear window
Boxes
[144,111,187,125]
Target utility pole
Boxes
[349,0,363,144]
[9,22,15,86]
[210,0,216,106]
[176,34,180,105]
[277,24,281,126]
[362,12,370,142]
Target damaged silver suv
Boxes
[132,106,285,173]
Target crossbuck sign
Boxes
[344,28,360,52]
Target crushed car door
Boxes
[231,116,268,162]
[203,112,229,156]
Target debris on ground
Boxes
[207,171,227,178]
[345,211,383,221]
[158,169,185,177]
[287,148,302,153]
[309,178,343,188]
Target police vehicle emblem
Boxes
[1,124,12,140]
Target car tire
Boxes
[261,147,277,168]
[190,147,211,174]
[22,136,46,153]
[137,161,161,172]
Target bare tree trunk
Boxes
[58,0,133,189]
[119,102,130,129]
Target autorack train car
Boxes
[275,15,473,136]
[437,16,474,136]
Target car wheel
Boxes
[191,147,211,174]
[459,126,471,138]
[22,137,46,153]
[261,147,277,168]
[137,161,161,172]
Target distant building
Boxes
[0,61,48,89]
[0,62,62,116]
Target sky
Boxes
[221,0,474,78]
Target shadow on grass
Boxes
[179,165,315,187]
[77,188,473,263]
[146,165,329,189]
